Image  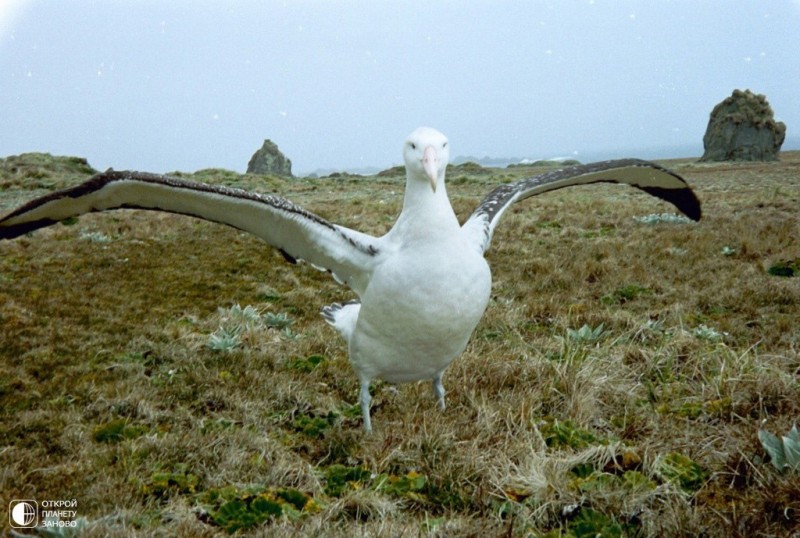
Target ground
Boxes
[1,153,798,536]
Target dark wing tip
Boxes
[0,170,125,239]
[601,159,702,221]
[642,185,702,221]
[0,218,59,239]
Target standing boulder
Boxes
[247,139,293,176]
[700,89,786,162]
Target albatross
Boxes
[0,127,701,431]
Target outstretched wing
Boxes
[0,170,379,294]
[461,159,701,253]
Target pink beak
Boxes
[422,145,439,192]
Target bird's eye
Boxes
[443,142,448,148]
[410,143,416,150]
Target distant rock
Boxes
[247,139,292,176]
[700,89,786,162]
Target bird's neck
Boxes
[393,174,460,240]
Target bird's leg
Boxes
[360,378,373,433]
[432,372,446,411]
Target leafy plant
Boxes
[207,326,241,352]
[198,485,317,533]
[264,311,293,329]
[92,419,147,443]
[323,464,373,497]
[758,424,800,472]
[657,452,708,492]
[601,284,651,305]
[213,497,280,532]
[143,464,200,496]
[374,470,427,501]
[292,411,338,438]
[568,508,628,538]
[566,323,607,344]
[207,306,296,350]
[621,470,656,491]
[322,465,430,503]
[540,419,598,450]
[693,324,726,342]
[643,319,665,332]
[286,354,325,373]
[223,304,263,327]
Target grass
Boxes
[1,152,799,536]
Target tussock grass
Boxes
[1,154,799,536]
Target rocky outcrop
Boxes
[700,89,786,162]
[246,139,292,176]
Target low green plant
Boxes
[693,324,725,342]
[567,507,629,538]
[758,424,800,472]
[566,323,607,344]
[207,326,241,352]
[374,470,427,501]
[207,306,295,350]
[657,452,708,492]
[323,464,372,497]
[198,485,317,533]
[264,311,293,329]
[292,412,338,438]
[633,213,693,225]
[143,465,200,496]
[322,464,430,503]
[601,284,651,305]
[286,354,325,373]
[621,470,656,490]
[92,419,147,443]
[540,419,598,450]
[223,304,263,326]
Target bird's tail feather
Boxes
[321,300,360,342]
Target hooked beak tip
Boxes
[428,173,437,192]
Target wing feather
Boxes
[462,159,701,253]
[0,170,378,294]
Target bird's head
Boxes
[403,127,449,192]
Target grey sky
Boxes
[1,1,798,175]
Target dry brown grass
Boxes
[1,153,799,536]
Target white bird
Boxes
[0,127,701,431]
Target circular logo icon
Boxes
[10,500,37,527]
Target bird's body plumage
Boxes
[0,127,701,431]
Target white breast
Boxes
[348,235,491,383]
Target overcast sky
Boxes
[1,1,798,175]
